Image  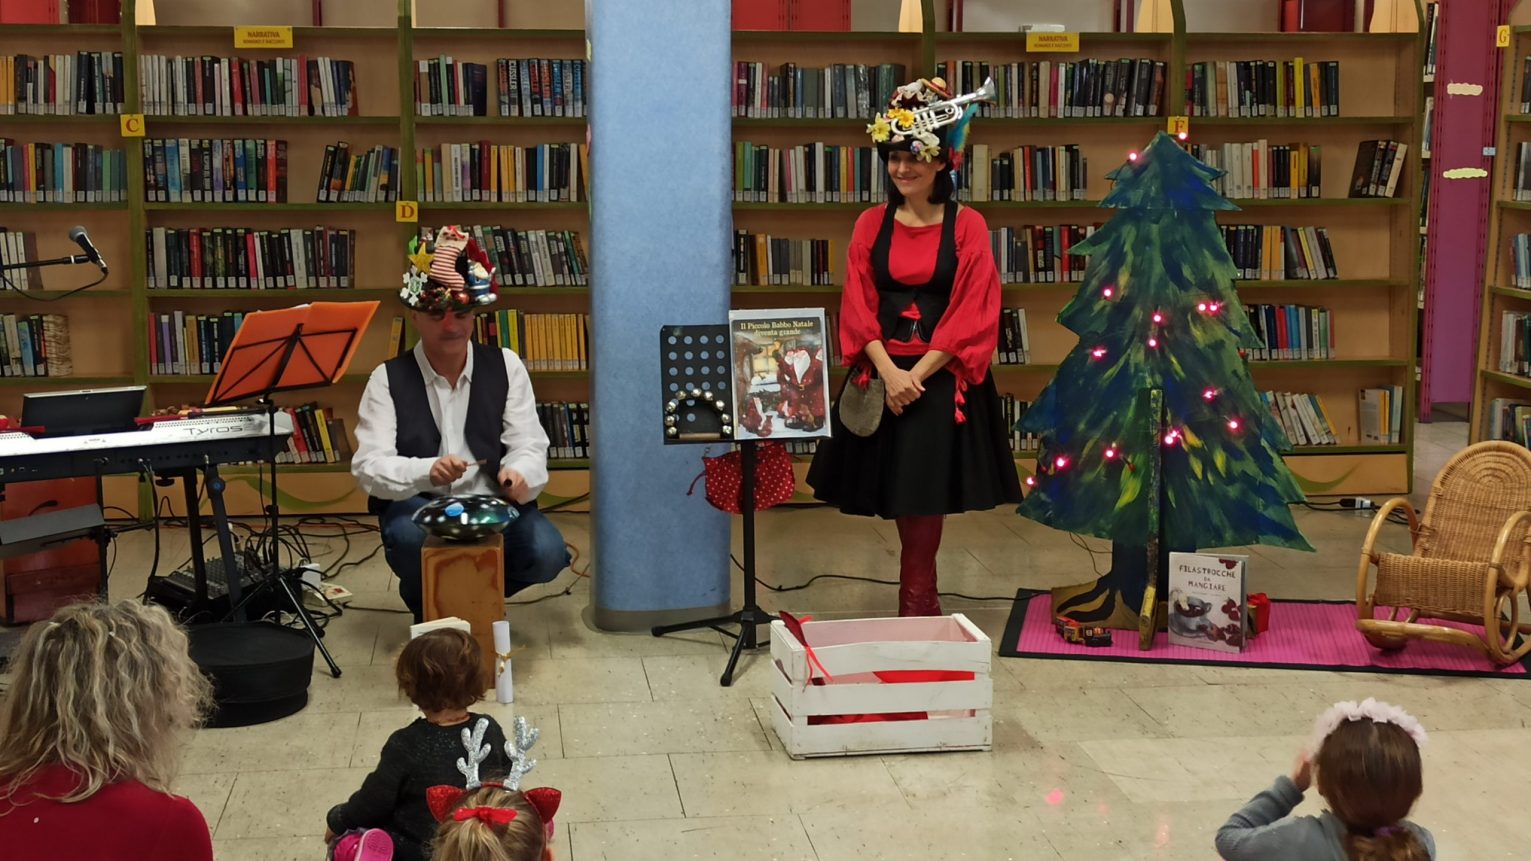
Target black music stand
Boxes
[648,324,775,687]
[201,301,379,678]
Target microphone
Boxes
[68,226,107,274]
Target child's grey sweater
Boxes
[1215,776,1435,860]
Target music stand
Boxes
[203,301,379,678]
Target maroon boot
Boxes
[895,515,944,617]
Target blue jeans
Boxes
[379,495,570,622]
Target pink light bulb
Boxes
[1209,302,1221,313]
[1025,475,1037,487]
[1104,447,1118,460]
[1147,337,1159,348]
[1177,131,1188,141]
[1102,287,1114,299]
[1055,456,1069,470]
[1197,302,1209,312]
[1163,429,1181,445]
[1152,312,1164,324]
[1227,418,1241,430]
[1128,151,1139,162]
[1203,388,1217,401]
[1090,347,1107,360]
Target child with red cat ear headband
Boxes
[427,716,562,861]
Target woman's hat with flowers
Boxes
[866,76,980,171]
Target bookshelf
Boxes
[0,0,595,516]
[728,1,1423,496]
[1470,6,1531,450]
[0,0,1427,516]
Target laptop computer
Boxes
[20,386,146,438]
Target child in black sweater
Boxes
[326,629,509,861]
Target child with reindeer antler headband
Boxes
[325,629,555,861]
[427,717,561,861]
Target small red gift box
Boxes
[1248,593,1271,634]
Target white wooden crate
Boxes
[768,613,993,759]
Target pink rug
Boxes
[1001,591,1530,678]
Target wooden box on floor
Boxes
[768,614,992,759]
[421,534,504,680]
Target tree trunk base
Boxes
[1049,580,1145,630]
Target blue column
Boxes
[586,0,732,630]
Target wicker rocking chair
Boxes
[1356,441,1531,665]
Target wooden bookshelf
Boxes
[727,2,1422,497]
[0,0,594,516]
[1470,10,1531,448]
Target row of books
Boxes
[1359,385,1405,445]
[1507,234,1531,290]
[0,313,70,377]
[1513,55,1531,113]
[433,225,589,287]
[990,224,1097,284]
[415,56,588,118]
[732,233,834,286]
[1511,142,1531,203]
[1483,398,1530,449]
[0,230,44,290]
[144,226,358,290]
[1500,311,1531,377]
[274,404,351,465]
[1184,59,1342,118]
[994,308,1031,365]
[141,137,287,203]
[470,311,589,372]
[417,143,587,203]
[139,55,358,117]
[934,58,1168,119]
[1190,142,1322,200]
[1221,224,1339,281]
[953,144,1087,203]
[539,401,589,459]
[732,62,907,119]
[2,52,123,115]
[1245,303,1335,361]
[0,141,126,202]
[999,395,1040,453]
[734,142,885,203]
[1347,140,1409,199]
[1261,390,1337,447]
[1423,3,1441,80]
[316,142,399,203]
[149,310,244,375]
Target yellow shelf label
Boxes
[1498,25,1511,49]
[1026,32,1080,53]
[234,26,294,49]
[119,113,145,137]
[1167,115,1189,137]
[396,201,419,223]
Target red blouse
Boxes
[839,203,1001,387]
[0,764,214,861]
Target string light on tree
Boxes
[1227,418,1242,431]
[1203,387,1219,401]
[1147,336,1159,348]
[1090,346,1108,360]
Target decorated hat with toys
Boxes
[865,76,991,171]
[400,225,498,312]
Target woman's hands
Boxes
[882,367,924,415]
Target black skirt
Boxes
[807,355,1024,518]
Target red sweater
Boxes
[0,764,213,861]
[839,203,1002,386]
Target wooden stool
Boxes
[421,533,505,681]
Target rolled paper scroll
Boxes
[493,619,513,703]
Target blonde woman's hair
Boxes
[432,785,547,861]
[0,601,212,804]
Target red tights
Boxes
[894,515,944,617]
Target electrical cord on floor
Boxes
[738,555,1016,603]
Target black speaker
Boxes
[187,622,314,728]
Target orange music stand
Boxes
[200,300,378,678]
[206,301,379,406]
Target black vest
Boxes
[870,199,960,343]
[366,342,510,514]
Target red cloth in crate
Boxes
[779,613,974,725]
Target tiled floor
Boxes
[63,420,1531,858]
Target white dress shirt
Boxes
[351,342,550,503]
